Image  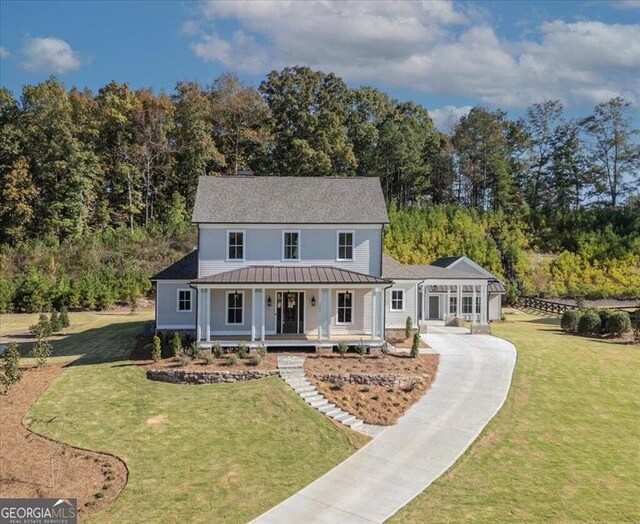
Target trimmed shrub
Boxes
[577,310,601,335]
[171,332,183,358]
[151,335,162,362]
[187,342,199,358]
[410,332,420,358]
[248,354,262,367]
[561,309,581,332]
[211,341,224,358]
[598,309,614,334]
[256,343,267,358]
[606,312,632,337]
[236,342,248,359]
[337,341,348,357]
[59,307,70,328]
[1,342,23,394]
[227,353,239,367]
[178,355,192,367]
[202,350,215,365]
[405,316,413,339]
[355,342,367,356]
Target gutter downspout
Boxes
[417,280,425,325]
[382,282,393,342]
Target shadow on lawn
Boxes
[47,320,149,368]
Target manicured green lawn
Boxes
[7,311,363,523]
[392,311,640,523]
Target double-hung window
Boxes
[449,296,458,313]
[337,291,353,324]
[390,290,404,311]
[227,231,245,260]
[226,291,244,325]
[337,231,354,261]
[462,296,473,314]
[283,231,300,261]
[177,289,192,312]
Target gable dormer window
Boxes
[337,231,354,261]
[282,230,300,261]
[227,230,245,261]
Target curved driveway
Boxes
[253,329,517,524]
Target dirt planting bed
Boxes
[0,364,128,518]
[305,354,439,425]
[137,353,278,373]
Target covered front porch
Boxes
[191,265,390,345]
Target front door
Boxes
[428,295,440,319]
[277,291,304,334]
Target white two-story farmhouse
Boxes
[152,176,504,347]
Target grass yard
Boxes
[1,311,365,523]
[392,311,640,523]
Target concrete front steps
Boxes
[277,356,371,433]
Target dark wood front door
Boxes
[277,291,304,334]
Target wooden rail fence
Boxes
[519,296,576,315]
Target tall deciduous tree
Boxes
[210,73,271,176]
[260,66,356,176]
[580,97,640,207]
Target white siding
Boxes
[489,293,502,321]
[198,225,382,277]
[156,282,195,329]
[385,282,419,329]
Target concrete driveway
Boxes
[253,329,517,524]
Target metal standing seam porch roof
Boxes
[191,265,391,285]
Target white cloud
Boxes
[429,105,474,132]
[186,2,640,108]
[21,37,83,73]
[611,0,640,9]
[0,46,8,59]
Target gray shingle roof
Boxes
[150,250,198,280]
[381,254,421,279]
[191,176,389,224]
[427,282,506,293]
[191,266,390,285]
[430,256,464,268]
[407,264,487,279]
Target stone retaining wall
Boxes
[146,369,278,384]
[312,372,427,388]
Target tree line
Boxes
[1,66,639,246]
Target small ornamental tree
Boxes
[606,312,632,337]
[577,310,601,335]
[410,332,420,358]
[59,307,71,328]
[561,310,581,333]
[256,343,267,358]
[30,313,52,339]
[1,342,23,394]
[30,338,52,367]
[151,335,162,362]
[405,316,413,339]
[236,342,248,358]
[50,310,63,333]
[171,332,183,358]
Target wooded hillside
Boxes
[1,67,639,312]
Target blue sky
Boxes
[1,0,639,129]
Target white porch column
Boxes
[472,285,477,323]
[317,288,322,341]
[481,284,488,324]
[251,288,257,341]
[261,288,266,341]
[196,288,203,342]
[424,285,429,321]
[370,288,376,339]
[327,289,332,340]
[446,287,451,317]
[205,288,211,342]
[456,284,462,318]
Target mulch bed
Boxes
[304,354,439,425]
[0,364,128,518]
[385,335,430,350]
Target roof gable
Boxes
[191,176,389,224]
[151,250,198,280]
